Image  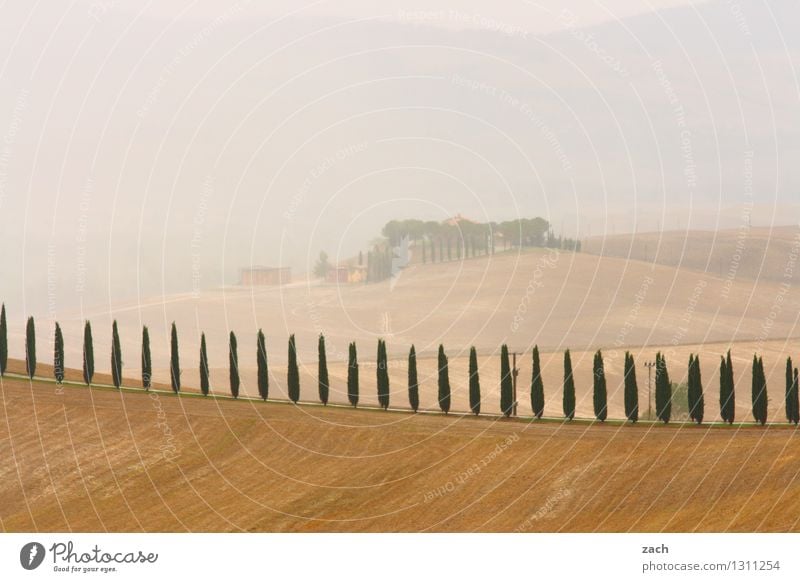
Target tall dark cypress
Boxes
[83,321,94,385]
[408,345,419,412]
[0,303,7,376]
[593,350,607,421]
[111,320,122,389]
[317,333,327,405]
[688,354,704,424]
[786,357,799,424]
[720,350,735,424]
[377,339,390,409]
[500,344,513,417]
[347,342,359,407]
[258,329,269,400]
[794,369,800,426]
[170,322,180,393]
[655,352,671,423]
[530,345,544,419]
[141,326,152,390]
[25,316,36,379]
[199,332,210,396]
[688,354,697,422]
[751,355,767,426]
[54,322,65,384]
[719,355,727,422]
[468,346,480,415]
[438,344,451,414]
[563,350,576,420]
[229,331,240,399]
[624,352,638,423]
[287,334,299,403]
[758,356,767,425]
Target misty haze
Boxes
[1,0,800,540]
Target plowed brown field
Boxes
[2,372,799,533]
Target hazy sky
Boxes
[1,0,798,315]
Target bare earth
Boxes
[2,375,799,533]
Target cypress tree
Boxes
[141,326,152,390]
[54,322,64,384]
[688,354,704,424]
[347,342,359,407]
[719,355,727,422]
[199,332,210,396]
[752,355,767,425]
[317,333,328,405]
[720,350,735,424]
[794,369,800,426]
[655,352,671,423]
[727,350,736,423]
[593,350,607,421]
[786,357,799,424]
[376,339,390,409]
[111,320,122,389]
[0,303,7,376]
[170,322,180,393]
[563,349,576,420]
[287,334,299,403]
[624,352,639,423]
[437,344,451,414]
[530,345,544,419]
[229,331,240,399]
[468,346,480,415]
[257,329,269,401]
[83,321,94,385]
[500,344,513,417]
[25,316,36,379]
[688,354,697,422]
[408,345,419,412]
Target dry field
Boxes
[584,226,800,285]
[2,373,799,533]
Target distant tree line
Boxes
[1,302,797,426]
[358,217,582,284]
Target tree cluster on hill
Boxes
[379,217,581,263]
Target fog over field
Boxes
[0,0,798,318]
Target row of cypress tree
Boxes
[2,304,799,425]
